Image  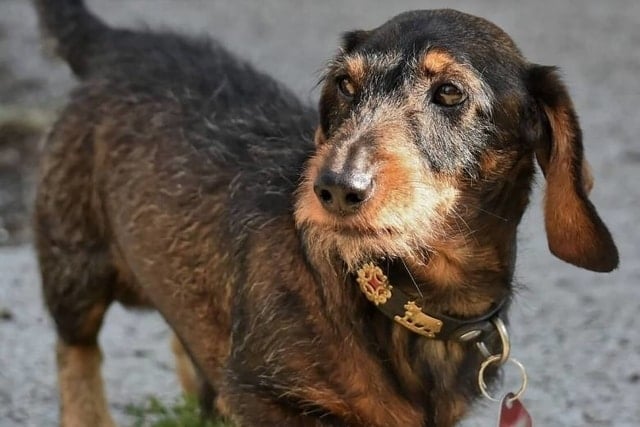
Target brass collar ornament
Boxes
[356,262,506,342]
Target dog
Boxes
[33,1,618,426]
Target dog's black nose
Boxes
[313,169,374,215]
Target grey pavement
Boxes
[0,0,639,426]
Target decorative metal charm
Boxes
[393,301,443,338]
[356,262,392,305]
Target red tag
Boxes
[498,393,532,427]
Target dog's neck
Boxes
[304,232,516,425]
[393,235,516,319]
[296,206,525,421]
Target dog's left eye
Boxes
[432,83,467,106]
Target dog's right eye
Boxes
[337,77,356,100]
[432,83,467,107]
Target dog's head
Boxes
[295,9,618,279]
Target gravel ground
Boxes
[0,0,639,426]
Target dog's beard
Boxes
[300,220,440,272]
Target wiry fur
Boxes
[33,2,618,426]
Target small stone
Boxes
[0,307,14,321]
[621,150,640,163]
[133,349,150,358]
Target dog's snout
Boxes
[313,169,374,215]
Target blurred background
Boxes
[0,0,638,425]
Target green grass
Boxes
[126,396,234,427]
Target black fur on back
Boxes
[35,0,319,229]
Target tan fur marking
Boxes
[344,54,367,84]
[582,159,594,194]
[435,396,468,426]
[313,126,326,146]
[422,49,456,74]
[171,334,198,396]
[419,251,466,288]
[403,238,502,317]
[389,327,422,395]
[480,151,501,173]
[479,150,516,179]
[78,304,107,340]
[57,341,115,427]
[215,394,232,418]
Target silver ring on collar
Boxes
[478,355,528,403]
[476,317,511,364]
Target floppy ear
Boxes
[527,65,618,272]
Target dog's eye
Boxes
[433,84,466,106]
[337,76,356,99]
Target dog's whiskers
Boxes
[475,206,509,222]
[400,257,424,299]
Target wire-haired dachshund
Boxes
[33,1,618,425]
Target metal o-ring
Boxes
[476,318,512,363]
[478,355,528,403]
[492,317,511,365]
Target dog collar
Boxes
[356,262,506,342]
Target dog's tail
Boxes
[34,0,110,78]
